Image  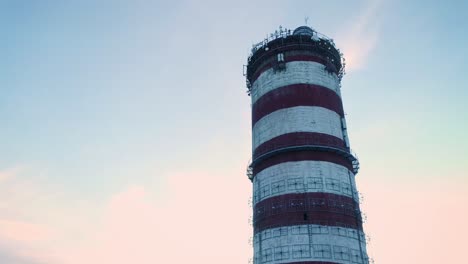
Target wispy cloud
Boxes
[0,167,22,183]
[338,0,384,71]
[0,166,60,264]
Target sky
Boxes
[0,0,467,263]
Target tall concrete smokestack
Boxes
[245,25,369,264]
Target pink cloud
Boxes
[57,170,252,264]
[1,164,466,264]
[359,177,468,263]
[0,164,253,264]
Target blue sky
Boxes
[0,0,467,263]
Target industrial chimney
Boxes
[245,25,369,264]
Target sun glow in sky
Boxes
[1,0,468,263]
